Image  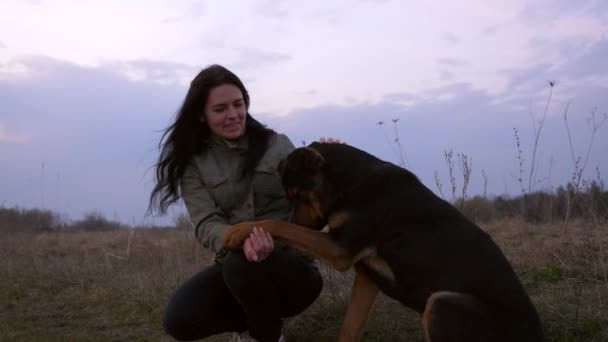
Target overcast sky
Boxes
[1,0,607,225]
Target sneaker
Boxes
[230,332,285,342]
[231,332,256,342]
[231,331,257,342]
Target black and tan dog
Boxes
[224,142,544,342]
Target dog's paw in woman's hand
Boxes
[223,222,256,249]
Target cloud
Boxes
[497,38,608,103]
[382,92,419,103]
[161,1,207,23]
[2,24,608,225]
[517,0,607,45]
[518,0,607,24]
[0,54,199,87]
[268,79,608,201]
[100,59,198,84]
[0,123,29,143]
[234,47,292,69]
[437,57,470,67]
[482,25,500,36]
[557,39,608,80]
[423,82,481,99]
[295,89,318,96]
[498,63,553,94]
[440,70,454,81]
[0,54,98,81]
[255,0,289,19]
[441,32,460,44]
[0,54,187,223]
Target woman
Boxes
[149,64,324,342]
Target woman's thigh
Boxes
[223,248,323,318]
[267,249,323,317]
[162,263,247,340]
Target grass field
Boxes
[1,219,607,341]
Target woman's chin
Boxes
[223,130,244,141]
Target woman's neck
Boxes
[210,133,247,149]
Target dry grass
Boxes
[483,219,608,341]
[1,220,607,341]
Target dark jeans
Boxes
[163,248,323,342]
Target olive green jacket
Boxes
[180,133,294,260]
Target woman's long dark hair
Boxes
[148,65,275,214]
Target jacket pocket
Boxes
[205,175,229,188]
[254,165,283,195]
[204,174,233,213]
[253,164,286,214]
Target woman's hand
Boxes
[243,226,274,262]
[318,137,343,144]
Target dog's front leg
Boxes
[224,219,358,271]
[338,264,379,342]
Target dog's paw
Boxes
[223,222,255,249]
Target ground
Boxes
[1,219,607,341]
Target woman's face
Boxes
[201,83,247,140]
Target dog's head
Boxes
[279,147,333,230]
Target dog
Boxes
[223,142,544,342]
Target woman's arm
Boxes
[180,161,231,254]
[181,159,278,262]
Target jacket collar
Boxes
[208,133,248,152]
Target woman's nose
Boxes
[226,106,238,119]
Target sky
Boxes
[1,0,607,225]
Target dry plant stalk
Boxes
[377,120,408,168]
[105,229,136,261]
[444,149,457,202]
[482,169,488,199]
[458,153,473,212]
[528,81,554,193]
[434,171,446,200]
[562,106,608,234]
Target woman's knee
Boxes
[162,264,227,341]
[162,303,221,341]
[222,250,258,290]
[162,308,194,341]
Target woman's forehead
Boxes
[208,84,243,104]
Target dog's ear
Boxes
[285,147,325,173]
[281,147,326,191]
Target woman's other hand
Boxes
[243,227,274,262]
